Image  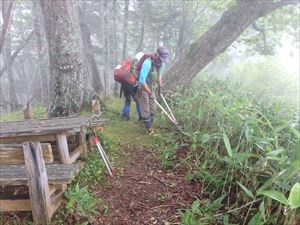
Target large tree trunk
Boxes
[122,0,129,59]
[165,0,299,91]
[39,0,89,117]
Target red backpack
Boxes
[114,59,136,84]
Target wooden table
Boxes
[0,116,106,164]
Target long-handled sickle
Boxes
[154,99,178,125]
[160,93,177,123]
[92,136,115,178]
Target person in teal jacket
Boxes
[137,47,169,134]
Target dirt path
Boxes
[93,145,203,225]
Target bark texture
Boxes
[39,0,89,117]
[165,0,299,91]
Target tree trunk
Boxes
[165,0,299,91]
[103,0,110,98]
[136,17,145,53]
[39,0,89,117]
[112,0,119,95]
[112,0,118,66]
[122,0,129,59]
[32,0,49,104]
[4,34,18,111]
[79,7,104,93]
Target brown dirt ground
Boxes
[92,145,203,225]
[0,145,202,225]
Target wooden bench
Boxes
[0,116,106,224]
[0,142,83,224]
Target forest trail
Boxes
[93,143,201,225]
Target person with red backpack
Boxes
[114,60,142,121]
[133,47,169,135]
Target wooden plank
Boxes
[69,145,83,163]
[0,163,84,186]
[56,134,71,164]
[23,142,51,225]
[49,191,63,217]
[0,143,53,165]
[0,199,31,211]
[0,134,57,144]
[0,126,81,139]
[0,117,106,137]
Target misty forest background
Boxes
[0,0,299,115]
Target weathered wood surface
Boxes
[0,134,57,144]
[70,145,83,163]
[23,103,33,119]
[0,184,67,212]
[0,143,53,165]
[0,199,32,211]
[23,142,51,224]
[56,133,71,164]
[0,116,106,140]
[0,163,84,186]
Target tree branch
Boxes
[0,0,16,55]
[259,0,300,17]
[0,30,34,78]
[252,22,267,53]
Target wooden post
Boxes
[56,133,71,164]
[91,99,101,118]
[23,103,33,119]
[79,126,87,154]
[23,142,51,225]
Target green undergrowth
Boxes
[154,77,300,225]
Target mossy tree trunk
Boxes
[39,0,89,117]
[165,0,299,91]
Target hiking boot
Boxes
[146,128,155,135]
[122,113,130,121]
